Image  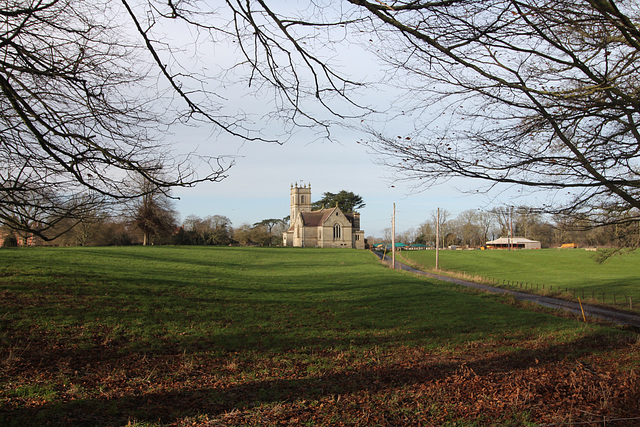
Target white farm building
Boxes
[485,237,541,250]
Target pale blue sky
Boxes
[155,2,540,237]
[171,127,506,237]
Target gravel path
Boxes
[374,252,640,329]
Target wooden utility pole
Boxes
[392,203,396,269]
[509,207,514,251]
[436,207,440,270]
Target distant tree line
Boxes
[1,167,291,248]
[1,182,635,249]
[4,201,638,249]
[0,208,289,248]
[373,206,640,249]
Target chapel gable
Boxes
[283,183,365,249]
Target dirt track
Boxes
[374,251,640,329]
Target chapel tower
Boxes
[290,182,312,221]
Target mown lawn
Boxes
[0,246,638,426]
[401,248,640,310]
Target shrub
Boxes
[2,235,18,248]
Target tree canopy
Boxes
[0,1,241,238]
[312,191,365,212]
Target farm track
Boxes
[375,251,640,329]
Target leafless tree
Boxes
[416,221,435,246]
[201,1,640,230]
[50,208,108,246]
[383,227,393,242]
[491,206,516,239]
[129,173,178,245]
[182,214,233,245]
[396,227,418,244]
[340,0,640,227]
[133,193,177,246]
[2,1,340,239]
[431,208,451,248]
[9,1,639,241]
[477,211,496,244]
[213,1,638,228]
[453,209,484,247]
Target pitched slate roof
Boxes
[286,206,358,233]
[301,207,338,226]
[343,212,357,223]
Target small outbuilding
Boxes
[406,243,429,250]
[377,242,408,250]
[485,237,541,250]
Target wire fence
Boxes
[483,277,634,311]
[387,251,638,313]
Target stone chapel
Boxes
[282,183,365,249]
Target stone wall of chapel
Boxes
[353,230,365,250]
[290,215,302,247]
[324,209,352,248]
[302,224,319,247]
[320,223,353,248]
[291,222,321,248]
[284,183,366,249]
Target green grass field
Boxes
[401,248,640,309]
[0,246,638,426]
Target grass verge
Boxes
[400,249,640,312]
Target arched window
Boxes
[333,223,341,240]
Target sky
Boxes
[155,2,529,238]
[171,126,503,238]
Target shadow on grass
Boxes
[2,333,638,426]
[3,247,638,424]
